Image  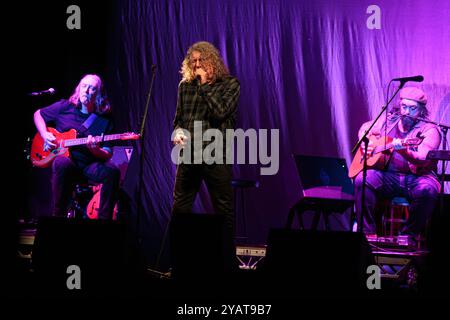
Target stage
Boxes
[6,0,450,305]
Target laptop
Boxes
[292,154,354,200]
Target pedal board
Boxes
[236,245,267,270]
[366,234,418,250]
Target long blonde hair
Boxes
[69,74,111,114]
[180,41,230,83]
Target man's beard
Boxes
[401,115,417,129]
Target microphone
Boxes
[392,75,424,83]
[28,88,56,96]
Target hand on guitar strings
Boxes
[87,135,101,151]
[392,138,406,151]
[42,131,56,151]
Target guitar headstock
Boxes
[121,132,140,140]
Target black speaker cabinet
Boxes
[32,217,138,295]
[260,229,375,296]
[169,213,236,282]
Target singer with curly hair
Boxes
[171,41,240,239]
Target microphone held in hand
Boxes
[28,88,56,96]
[392,75,424,83]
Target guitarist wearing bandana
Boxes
[353,87,441,241]
[33,74,121,220]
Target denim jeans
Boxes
[354,169,440,236]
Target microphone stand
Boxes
[351,82,405,233]
[136,65,157,245]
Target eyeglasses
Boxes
[400,103,419,111]
[189,57,206,64]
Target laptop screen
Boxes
[293,154,354,195]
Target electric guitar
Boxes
[30,127,140,168]
[348,135,423,178]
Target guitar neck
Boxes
[373,137,420,154]
[63,134,123,147]
[374,143,394,154]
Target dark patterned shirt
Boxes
[173,76,240,145]
[173,76,240,160]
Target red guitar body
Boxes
[29,127,139,168]
[30,127,75,168]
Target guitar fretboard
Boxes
[63,134,125,147]
[374,143,394,154]
[373,138,420,155]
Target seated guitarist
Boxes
[354,87,441,241]
[33,74,120,219]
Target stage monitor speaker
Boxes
[110,146,133,183]
[260,229,375,296]
[421,194,450,296]
[32,217,138,295]
[169,213,236,282]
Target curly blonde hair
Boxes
[69,74,111,114]
[180,41,230,83]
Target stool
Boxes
[381,197,410,237]
[231,179,259,242]
[67,183,95,219]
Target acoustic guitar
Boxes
[86,184,118,220]
[348,135,423,178]
[30,127,140,168]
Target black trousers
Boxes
[172,163,235,237]
[51,156,121,219]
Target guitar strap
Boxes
[78,113,99,137]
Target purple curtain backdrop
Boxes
[106,0,450,265]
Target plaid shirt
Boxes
[173,76,240,149]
